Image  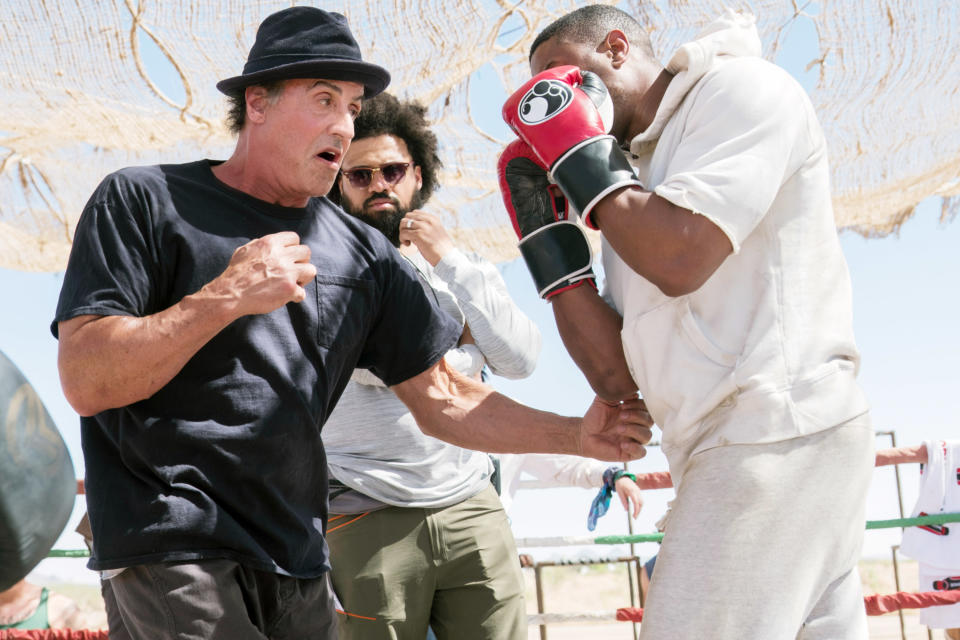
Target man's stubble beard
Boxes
[343,189,425,247]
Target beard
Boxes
[342,190,424,247]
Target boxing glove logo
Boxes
[517,80,573,125]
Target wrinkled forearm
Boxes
[392,361,580,454]
[57,290,235,416]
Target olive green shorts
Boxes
[328,484,526,640]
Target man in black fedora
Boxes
[52,7,653,639]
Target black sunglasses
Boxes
[341,162,411,189]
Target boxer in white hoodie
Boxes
[497,5,874,638]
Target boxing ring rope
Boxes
[511,512,960,548]
[44,443,947,637]
[49,517,960,630]
[513,442,954,637]
[864,588,960,616]
[46,550,90,558]
[522,589,960,626]
[47,512,960,557]
[0,631,108,639]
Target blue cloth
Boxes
[586,467,636,531]
[644,554,657,578]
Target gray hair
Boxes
[224,79,288,135]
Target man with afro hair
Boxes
[322,92,540,640]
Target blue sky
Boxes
[4,3,959,583]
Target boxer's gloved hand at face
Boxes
[497,138,595,299]
[502,66,642,229]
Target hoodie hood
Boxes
[631,9,762,152]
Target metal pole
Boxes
[885,431,932,639]
[625,559,639,640]
[887,430,907,519]
[531,557,643,636]
[534,564,547,640]
[623,461,639,640]
[888,432,907,640]
[877,430,910,640]
[891,545,906,640]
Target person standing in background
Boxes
[324,92,539,640]
[51,7,653,639]
[499,5,873,638]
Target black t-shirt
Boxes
[52,160,460,577]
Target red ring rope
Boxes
[613,589,960,623]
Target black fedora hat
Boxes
[216,7,390,98]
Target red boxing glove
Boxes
[503,65,611,166]
[498,139,595,299]
[502,66,642,229]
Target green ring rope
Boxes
[47,549,92,557]
[865,512,960,530]
[592,512,960,546]
[50,512,960,556]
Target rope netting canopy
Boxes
[1,0,958,272]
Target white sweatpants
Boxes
[640,414,874,640]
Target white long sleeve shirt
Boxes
[496,453,611,514]
[323,248,541,512]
